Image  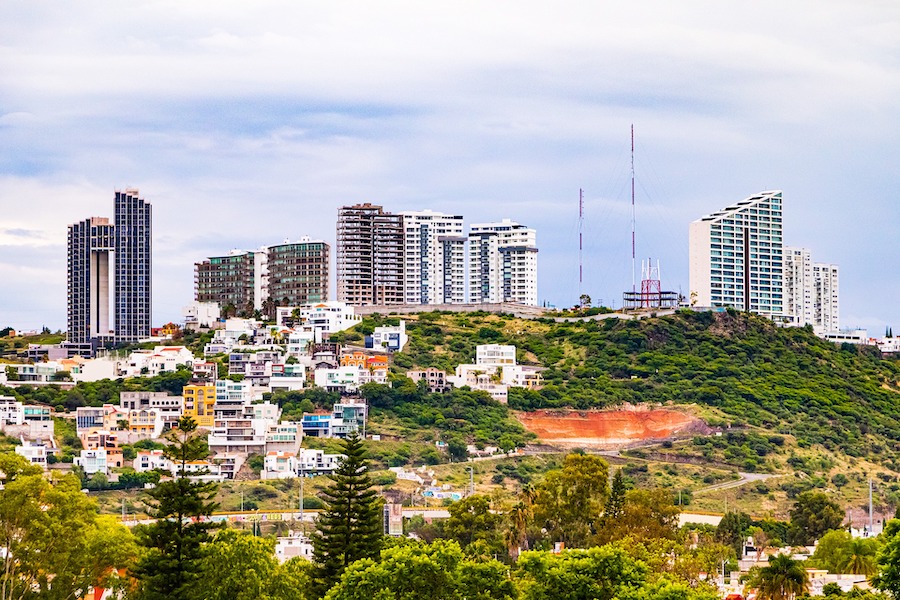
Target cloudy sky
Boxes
[2,2,898,334]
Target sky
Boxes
[1,1,899,334]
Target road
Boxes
[694,471,779,494]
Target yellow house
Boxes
[183,383,216,428]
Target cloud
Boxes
[0,1,898,331]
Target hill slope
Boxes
[382,309,900,467]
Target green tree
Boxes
[515,545,647,600]
[134,416,220,599]
[193,529,310,600]
[789,492,843,545]
[0,455,137,600]
[595,488,681,544]
[748,554,809,600]
[444,495,503,553]
[841,537,880,576]
[604,469,628,521]
[325,539,515,600]
[716,511,752,558]
[505,501,532,560]
[311,433,384,596]
[809,530,853,573]
[532,453,609,548]
[874,520,900,596]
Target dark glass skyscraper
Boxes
[67,189,152,349]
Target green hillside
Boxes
[373,309,900,466]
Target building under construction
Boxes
[336,203,405,306]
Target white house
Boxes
[270,363,307,393]
[183,301,221,329]
[15,440,50,468]
[75,448,111,476]
[276,302,362,333]
[367,321,408,352]
[0,397,23,425]
[134,450,169,473]
[262,448,344,479]
[476,344,517,366]
[314,366,362,393]
[275,534,314,563]
[262,451,298,479]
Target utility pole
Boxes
[300,455,305,531]
[869,478,874,533]
[469,465,474,497]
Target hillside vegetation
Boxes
[374,309,900,467]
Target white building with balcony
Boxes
[689,191,784,318]
[15,440,50,468]
[400,210,466,305]
[468,219,538,306]
[476,344,516,367]
[366,321,408,352]
[75,448,111,476]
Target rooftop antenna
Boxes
[631,124,636,294]
[579,188,584,305]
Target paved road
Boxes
[694,471,779,494]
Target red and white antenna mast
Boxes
[631,124,636,294]
[579,188,584,304]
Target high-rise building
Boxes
[195,250,260,314]
[267,237,330,306]
[399,210,465,305]
[195,238,328,313]
[783,247,813,326]
[468,219,538,305]
[688,191,783,317]
[67,189,152,348]
[336,204,538,307]
[812,263,839,332]
[782,246,840,332]
[336,204,404,306]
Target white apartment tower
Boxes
[783,247,813,326]
[813,262,840,332]
[468,219,538,306]
[689,191,784,317]
[400,210,466,304]
[782,246,840,332]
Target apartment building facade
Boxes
[195,238,328,313]
[688,191,784,318]
[67,189,152,348]
[400,210,465,304]
[336,203,405,305]
[468,219,538,305]
[195,250,260,312]
[267,237,330,306]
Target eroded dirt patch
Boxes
[517,406,712,448]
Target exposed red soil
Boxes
[517,406,711,448]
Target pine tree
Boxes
[604,468,628,520]
[311,433,383,597]
[593,468,629,545]
[133,416,220,600]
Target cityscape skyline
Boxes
[1,3,898,332]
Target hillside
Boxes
[378,309,900,466]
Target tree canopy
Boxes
[311,433,384,596]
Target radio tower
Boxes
[621,126,679,311]
[579,188,584,306]
[631,124,636,294]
